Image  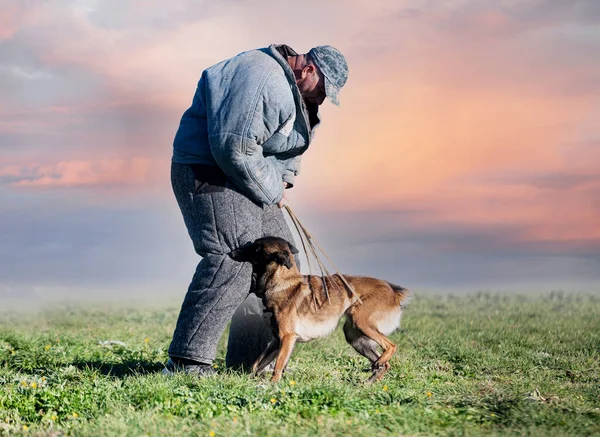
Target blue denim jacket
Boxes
[172,44,320,205]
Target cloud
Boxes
[516,0,600,26]
[0,65,53,80]
[0,157,161,188]
[489,172,599,191]
[393,0,600,41]
[0,0,28,40]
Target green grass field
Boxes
[1,292,598,436]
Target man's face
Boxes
[297,64,326,105]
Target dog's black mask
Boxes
[230,236,299,270]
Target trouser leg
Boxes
[168,162,263,364]
[169,252,253,363]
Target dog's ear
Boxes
[230,242,257,262]
[287,242,299,255]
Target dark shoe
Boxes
[162,357,216,376]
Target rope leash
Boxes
[285,205,333,306]
[283,205,363,305]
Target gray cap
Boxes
[308,45,348,106]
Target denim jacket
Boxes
[172,44,320,205]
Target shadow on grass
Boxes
[71,358,166,378]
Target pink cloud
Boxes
[0,1,26,40]
[2,158,162,189]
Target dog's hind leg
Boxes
[351,322,397,383]
[343,318,380,365]
[252,338,280,374]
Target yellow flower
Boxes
[233,417,237,423]
[209,431,215,437]
[490,413,495,417]
[290,380,296,386]
[21,380,27,386]
[144,337,149,343]
[270,398,277,404]
[375,409,380,413]
[45,345,51,351]
[42,377,46,381]
[73,413,79,418]
[30,382,37,389]
[10,350,15,355]
[56,339,60,343]
[346,420,352,424]
[383,385,389,391]
[23,425,29,430]
[51,415,57,421]
[426,391,433,397]
[213,364,218,369]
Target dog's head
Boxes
[230,236,299,270]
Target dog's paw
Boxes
[366,362,390,384]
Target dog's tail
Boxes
[387,282,412,307]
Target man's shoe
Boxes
[162,357,216,376]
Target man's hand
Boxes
[277,182,289,208]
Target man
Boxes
[165,44,349,375]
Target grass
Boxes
[1,291,599,436]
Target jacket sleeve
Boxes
[207,68,291,205]
[282,155,302,188]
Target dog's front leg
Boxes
[270,334,298,382]
[251,338,280,374]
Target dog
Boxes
[230,236,410,383]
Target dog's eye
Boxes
[268,253,284,264]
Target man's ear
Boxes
[302,63,316,78]
[287,242,299,255]
[230,243,256,262]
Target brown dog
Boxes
[231,236,410,383]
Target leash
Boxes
[283,205,363,306]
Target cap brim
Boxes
[324,77,340,106]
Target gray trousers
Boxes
[168,162,296,369]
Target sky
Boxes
[1,0,599,303]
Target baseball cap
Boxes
[307,45,348,106]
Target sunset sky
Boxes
[1,0,599,302]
